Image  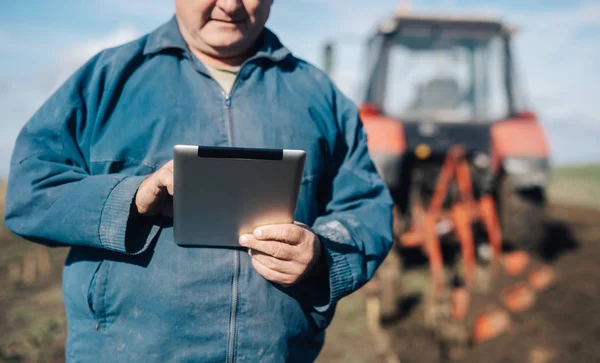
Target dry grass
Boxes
[548,164,600,209]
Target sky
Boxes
[1,0,599,177]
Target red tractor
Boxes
[324,11,552,355]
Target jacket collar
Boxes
[143,15,291,63]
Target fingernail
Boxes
[254,229,262,238]
[239,235,248,246]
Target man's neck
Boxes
[190,48,251,69]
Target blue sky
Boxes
[1,0,599,177]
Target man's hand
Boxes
[239,222,324,287]
[134,160,174,217]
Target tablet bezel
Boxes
[173,145,306,247]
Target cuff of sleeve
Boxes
[321,238,354,309]
[312,222,357,313]
[99,175,160,254]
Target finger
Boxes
[239,234,294,260]
[253,224,305,245]
[249,249,304,275]
[136,167,173,215]
[294,221,310,229]
[250,257,297,286]
[135,178,161,215]
[163,160,174,172]
[156,166,174,196]
[293,222,318,239]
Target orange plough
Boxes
[396,146,554,346]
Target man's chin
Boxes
[203,31,246,47]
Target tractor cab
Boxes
[356,14,527,212]
[362,14,522,125]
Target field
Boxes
[318,164,600,363]
[547,164,600,209]
[0,164,599,362]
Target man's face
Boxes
[175,0,273,59]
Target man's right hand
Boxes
[134,160,174,217]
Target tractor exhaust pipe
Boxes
[322,41,335,75]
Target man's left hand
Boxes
[239,222,323,287]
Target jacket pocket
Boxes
[87,259,110,324]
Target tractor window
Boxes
[381,33,510,123]
[508,41,532,114]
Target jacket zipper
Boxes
[228,250,240,363]
[200,60,244,363]
[223,91,238,363]
[188,50,259,363]
[224,93,233,145]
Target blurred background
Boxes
[0,1,598,362]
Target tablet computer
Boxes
[173,145,306,247]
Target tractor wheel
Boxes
[498,177,546,251]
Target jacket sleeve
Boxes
[3,56,159,255]
[304,85,394,324]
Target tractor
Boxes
[323,10,552,358]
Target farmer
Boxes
[4,0,393,361]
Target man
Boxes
[5,0,393,361]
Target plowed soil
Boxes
[387,203,600,363]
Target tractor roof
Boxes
[396,12,502,24]
[377,12,516,36]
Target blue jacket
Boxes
[4,17,393,362]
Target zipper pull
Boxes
[224,93,231,108]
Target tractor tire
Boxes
[499,177,546,251]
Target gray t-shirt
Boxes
[203,63,240,94]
